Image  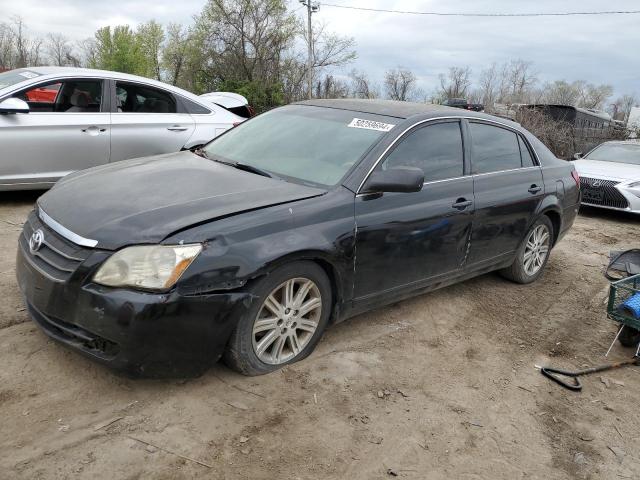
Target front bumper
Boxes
[578,176,640,214]
[16,239,253,378]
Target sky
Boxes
[1,0,638,100]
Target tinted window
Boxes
[181,97,210,114]
[116,82,176,113]
[382,122,464,181]
[470,123,521,174]
[518,135,535,167]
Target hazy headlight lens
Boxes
[93,244,202,290]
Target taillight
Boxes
[232,122,241,127]
[571,170,580,188]
[247,105,256,117]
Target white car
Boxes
[572,140,640,213]
[0,67,248,190]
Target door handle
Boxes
[81,126,107,135]
[167,125,188,132]
[528,184,542,194]
[452,198,473,210]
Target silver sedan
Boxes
[0,67,246,190]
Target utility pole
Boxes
[300,0,319,99]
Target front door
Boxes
[110,81,195,162]
[0,79,110,187]
[353,120,474,300]
[465,121,545,266]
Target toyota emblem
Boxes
[29,229,44,254]
[592,180,602,188]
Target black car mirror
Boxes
[573,152,583,160]
[362,167,424,194]
[0,97,30,114]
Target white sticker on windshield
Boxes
[19,71,39,79]
[348,118,395,132]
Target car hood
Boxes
[37,151,326,250]
[573,159,640,182]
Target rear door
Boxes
[109,81,195,162]
[0,78,110,187]
[354,120,474,299]
[465,121,544,266]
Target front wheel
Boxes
[223,261,332,375]
[500,216,554,284]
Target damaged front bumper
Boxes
[16,241,254,378]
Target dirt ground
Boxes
[1,191,639,480]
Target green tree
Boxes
[92,25,145,75]
[136,20,165,80]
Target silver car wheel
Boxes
[252,277,322,365]
[523,224,550,276]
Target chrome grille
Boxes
[579,177,629,210]
[19,211,92,282]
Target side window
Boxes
[382,121,464,182]
[518,135,535,167]
[115,82,177,113]
[180,97,211,114]
[470,123,521,174]
[14,80,102,113]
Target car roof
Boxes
[294,98,514,124]
[4,67,211,108]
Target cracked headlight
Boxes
[93,244,202,290]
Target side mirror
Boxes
[362,167,424,194]
[573,152,583,160]
[0,97,30,114]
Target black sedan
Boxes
[16,99,581,377]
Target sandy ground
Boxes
[0,191,639,480]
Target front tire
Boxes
[223,261,332,376]
[500,216,554,284]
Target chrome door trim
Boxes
[356,115,541,194]
[39,208,98,248]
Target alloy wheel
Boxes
[252,277,322,365]
[523,224,550,276]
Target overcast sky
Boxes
[1,0,638,99]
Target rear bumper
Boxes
[16,242,253,378]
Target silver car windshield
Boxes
[586,143,640,166]
[0,69,42,90]
[203,105,396,186]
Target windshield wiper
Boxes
[197,149,277,179]
[213,158,275,179]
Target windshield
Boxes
[0,69,41,90]
[585,143,640,166]
[203,105,396,186]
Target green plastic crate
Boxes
[607,274,640,331]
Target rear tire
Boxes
[223,261,332,376]
[619,326,640,348]
[500,216,554,284]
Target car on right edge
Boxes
[572,140,640,214]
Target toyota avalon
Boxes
[16,99,581,377]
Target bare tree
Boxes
[541,80,581,106]
[349,69,378,99]
[478,63,499,108]
[498,59,537,104]
[46,33,79,66]
[439,66,471,99]
[578,83,613,110]
[384,67,417,101]
[314,74,349,99]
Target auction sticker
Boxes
[19,71,39,79]
[348,118,395,132]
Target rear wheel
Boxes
[500,216,554,284]
[619,326,640,348]
[224,261,332,375]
